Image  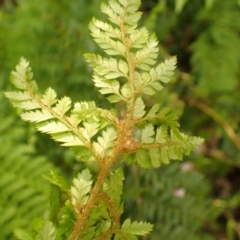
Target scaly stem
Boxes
[68,161,111,240]
[69,129,125,240]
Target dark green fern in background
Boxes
[0,90,53,239]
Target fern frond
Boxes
[138,133,203,167]
[121,218,153,236]
[9,58,37,91]
[101,0,142,31]
[86,0,177,105]
[4,1,205,238]
[0,141,52,239]
[5,58,119,165]
[127,122,204,168]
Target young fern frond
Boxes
[5,58,118,167]
[5,0,204,239]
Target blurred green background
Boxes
[0,0,239,239]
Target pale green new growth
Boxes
[14,221,56,240]
[14,229,33,240]
[71,169,92,207]
[6,0,203,239]
[37,221,56,240]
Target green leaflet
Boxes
[156,124,168,143]
[92,75,122,98]
[135,149,152,168]
[93,127,117,157]
[141,124,155,143]
[133,97,146,119]
[145,104,161,118]
[72,101,97,115]
[14,229,33,240]
[107,94,123,103]
[129,27,149,49]
[4,91,31,101]
[9,58,36,91]
[103,168,124,206]
[49,184,63,221]
[43,169,69,191]
[37,121,70,134]
[89,18,122,40]
[101,0,142,31]
[11,99,41,110]
[89,20,126,56]
[53,96,71,116]
[58,200,76,237]
[84,54,128,78]
[157,56,177,83]
[41,88,57,107]
[21,109,54,123]
[149,148,161,167]
[15,219,56,240]
[120,83,132,99]
[71,169,93,206]
[52,132,85,147]
[140,105,179,131]
[135,56,177,95]
[36,221,56,240]
[121,218,153,236]
[135,34,158,70]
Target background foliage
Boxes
[0,0,239,239]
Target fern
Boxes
[123,162,217,240]
[5,0,203,239]
[191,0,240,94]
[0,96,53,239]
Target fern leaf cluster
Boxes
[124,162,216,240]
[0,106,53,239]
[191,0,240,94]
[4,0,204,239]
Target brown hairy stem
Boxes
[68,161,111,240]
[68,119,129,240]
